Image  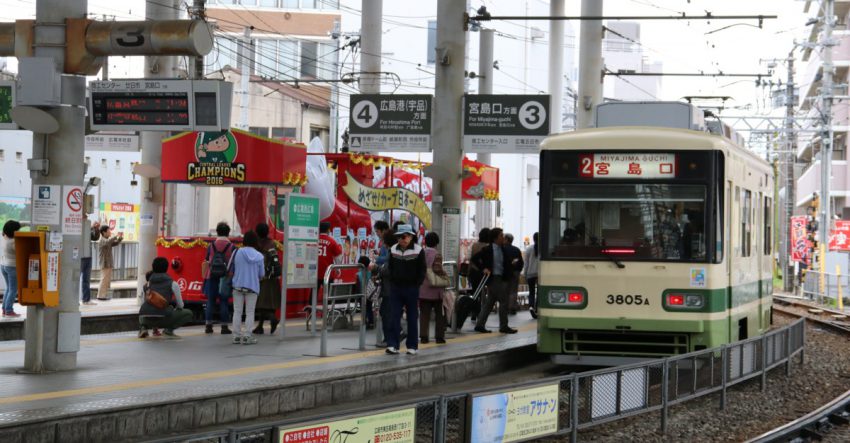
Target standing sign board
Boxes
[279,194,320,338]
[463,94,550,153]
[349,94,431,152]
[441,207,461,263]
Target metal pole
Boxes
[193,0,206,80]
[359,0,382,94]
[720,344,728,410]
[22,0,87,372]
[783,53,796,293]
[570,376,579,443]
[238,26,251,130]
[427,0,466,250]
[358,263,366,350]
[820,0,834,282]
[475,29,494,232]
[330,19,340,152]
[279,195,289,338]
[549,0,565,134]
[576,0,603,129]
[137,0,178,308]
[760,335,767,392]
[661,360,669,433]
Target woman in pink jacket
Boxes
[419,232,448,344]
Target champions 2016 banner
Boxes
[161,129,306,186]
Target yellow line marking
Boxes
[0,320,309,353]
[0,323,535,405]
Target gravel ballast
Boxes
[543,313,850,442]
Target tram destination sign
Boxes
[579,153,677,179]
[463,94,550,153]
[89,79,232,132]
[348,94,431,152]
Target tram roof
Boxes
[541,126,767,167]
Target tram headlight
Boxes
[549,289,585,307]
[664,292,705,310]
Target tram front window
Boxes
[548,184,707,262]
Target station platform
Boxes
[0,312,539,442]
[0,297,144,341]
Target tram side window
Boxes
[741,189,752,257]
[764,197,772,255]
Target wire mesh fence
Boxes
[151,319,805,443]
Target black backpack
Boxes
[264,248,282,279]
[209,242,232,279]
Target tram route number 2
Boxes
[606,294,649,305]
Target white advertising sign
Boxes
[46,252,59,292]
[579,153,677,179]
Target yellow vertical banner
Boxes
[837,264,844,311]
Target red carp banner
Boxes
[790,216,809,263]
[829,220,850,251]
[161,129,307,186]
[462,157,499,200]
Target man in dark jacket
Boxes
[503,233,524,315]
[471,228,522,334]
[386,224,426,355]
[139,257,193,338]
[80,221,100,305]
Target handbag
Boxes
[145,288,169,309]
[426,267,451,288]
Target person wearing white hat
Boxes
[385,224,426,355]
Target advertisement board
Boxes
[468,384,559,443]
[277,407,415,443]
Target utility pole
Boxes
[427,0,465,253]
[819,0,834,281]
[577,0,603,129]
[192,0,206,80]
[475,29,494,232]
[238,26,252,130]
[549,0,565,134]
[359,0,382,95]
[783,52,796,293]
[137,0,179,302]
[330,18,340,151]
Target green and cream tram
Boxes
[537,102,774,365]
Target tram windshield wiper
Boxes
[600,248,628,269]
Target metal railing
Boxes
[319,264,367,357]
[152,319,805,443]
[801,271,850,308]
[91,241,139,280]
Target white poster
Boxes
[46,252,59,292]
[32,184,61,226]
[62,185,84,236]
[441,208,461,263]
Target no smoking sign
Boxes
[62,185,85,236]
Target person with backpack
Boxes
[203,222,234,335]
[419,232,448,344]
[253,223,281,335]
[138,257,193,338]
[230,230,266,345]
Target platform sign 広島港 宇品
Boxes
[348,94,431,152]
[463,95,550,154]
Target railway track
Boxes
[743,297,850,442]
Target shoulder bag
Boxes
[145,288,169,309]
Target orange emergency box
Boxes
[14,232,60,307]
